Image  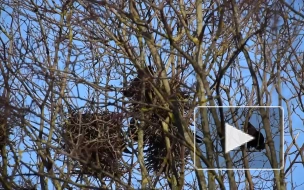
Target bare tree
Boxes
[0,0,304,189]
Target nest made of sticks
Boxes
[0,107,12,149]
[122,66,192,174]
[0,112,8,148]
[62,109,126,177]
[143,119,188,174]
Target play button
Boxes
[225,123,254,153]
[194,107,283,169]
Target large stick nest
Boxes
[122,66,192,173]
[143,120,188,173]
[62,109,126,177]
[0,104,12,149]
[0,112,8,148]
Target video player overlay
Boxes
[193,106,283,170]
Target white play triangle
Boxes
[225,123,254,153]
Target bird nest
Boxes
[62,109,126,177]
[0,112,7,148]
[122,66,192,174]
[0,108,11,149]
[143,120,189,173]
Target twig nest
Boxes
[122,67,193,174]
[62,109,126,177]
